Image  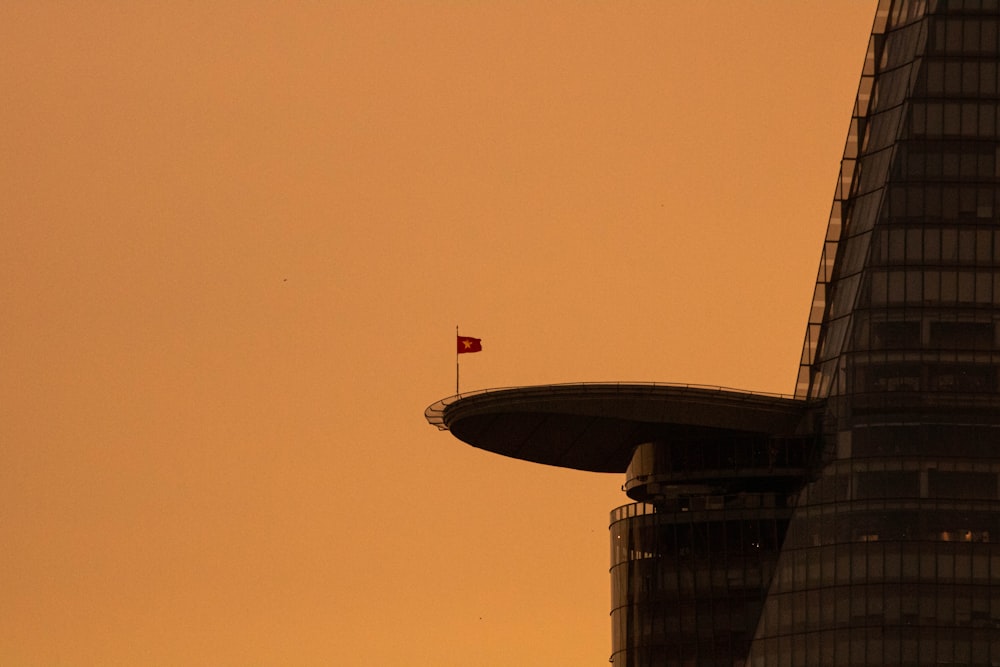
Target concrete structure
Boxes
[427,1,1000,664]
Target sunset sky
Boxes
[3,2,877,665]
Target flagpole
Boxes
[455,325,460,394]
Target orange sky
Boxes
[2,3,877,665]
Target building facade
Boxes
[427,1,1000,664]
[754,1,1000,664]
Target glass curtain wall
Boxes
[756,1,1000,664]
[611,499,790,667]
[611,435,810,667]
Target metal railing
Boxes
[425,381,800,430]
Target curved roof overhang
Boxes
[425,383,811,473]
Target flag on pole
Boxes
[457,335,482,354]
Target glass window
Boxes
[885,584,901,622]
[959,271,976,301]
[926,227,942,261]
[961,187,978,215]
[835,544,850,584]
[973,553,990,582]
[902,635,919,662]
[872,321,920,349]
[977,229,993,263]
[965,17,982,51]
[905,228,922,261]
[943,228,958,260]
[944,187,962,220]
[964,60,981,92]
[918,183,941,219]
[979,149,996,180]
[956,550,973,582]
[888,271,905,302]
[855,472,920,499]
[942,270,958,302]
[945,103,962,135]
[934,321,993,348]
[906,271,922,302]
[870,271,887,304]
[963,103,979,136]
[983,19,999,55]
[864,363,921,392]
[911,103,927,135]
[947,19,965,53]
[927,61,945,93]
[960,229,976,261]
[868,544,884,582]
[981,61,998,96]
[944,149,960,176]
[902,552,919,578]
[976,271,992,303]
[939,548,956,580]
[835,588,850,623]
[929,363,995,392]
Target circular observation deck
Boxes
[425,383,810,473]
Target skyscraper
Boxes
[426,1,1000,664]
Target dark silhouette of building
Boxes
[426,1,1000,664]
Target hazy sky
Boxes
[3,2,877,665]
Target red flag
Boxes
[457,335,482,354]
